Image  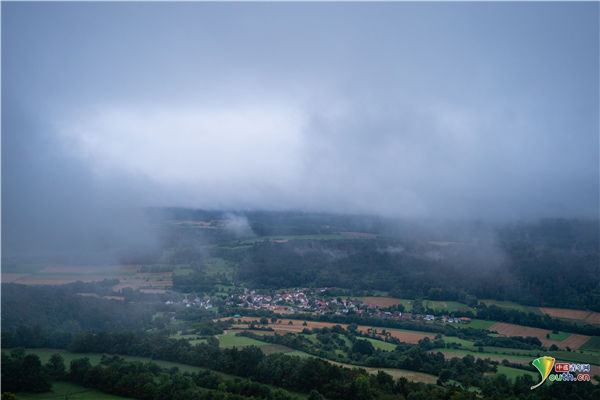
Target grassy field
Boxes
[17,381,132,400]
[495,365,537,381]
[386,298,414,310]
[302,332,395,352]
[442,336,476,347]
[203,258,237,281]
[172,267,193,276]
[257,344,310,357]
[169,331,207,345]
[218,331,268,347]
[480,300,542,315]
[304,333,318,344]
[214,284,235,296]
[282,349,313,358]
[456,319,497,330]
[545,331,572,341]
[423,300,474,313]
[364,337,397,351]
[547,350,600,365]
[16,348,208,374]
[360,297,474,313]
[580,336,600,352]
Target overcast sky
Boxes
[2,2,598,256]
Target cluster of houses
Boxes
[165,296,214,309]
[209,288,471,324]
[444,316,472,323]
[162,288,472,324]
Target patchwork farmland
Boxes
[1,264,173,293]
[489,322,592,349]
[218,317,434,344]
[213,328,437,384]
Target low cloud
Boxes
[2,2,598,262]
[223,213,255,238]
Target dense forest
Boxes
[216,216,598,310]
[142,212,600,310]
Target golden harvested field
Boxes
[539,307,591,320]
[357,326,434,344]
[362,297,404,307]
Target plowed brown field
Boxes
[539,307,591,320]
[362,297,404,307]
[585,312,600,324]
[489,322,550,339]
[551,334,593,350]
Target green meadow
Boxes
[218,331,268,347]
[17,348,208,374]
[480,300,542,315]
[17,381,133,400]
[456,319,497,330]
[364,337,397,351]
[495,365,537,381]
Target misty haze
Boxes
[1,2,599,400]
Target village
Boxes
[166,287,472,324]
